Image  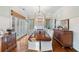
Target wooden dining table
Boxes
[28,30,52,51]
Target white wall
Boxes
[53,6,79,51]
[70,17,79,51]
[0,7,12,32]
[0,6,11,17]
[0,6,25,32]
[0,6,27,40]
[0,16,12,32]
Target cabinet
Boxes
[0,32,16,52]
[53,29,73,48]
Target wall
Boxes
[0,6,28,40]
[0,7,12,32]
[11,7,34,39]
[0,6,11,17]
[53,6,79,51]
[0,16,11,32]
[70,17,79,51]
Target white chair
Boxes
[41,41,52,51]
[28,41,40,51]
[41,29,54,51]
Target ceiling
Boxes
[18,6,62,19]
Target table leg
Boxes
[39,41,41,51]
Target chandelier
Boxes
[34,6,45,29]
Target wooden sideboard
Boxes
[0,32,16,52]
[53,29,73,48]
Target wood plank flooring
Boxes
[13,35,76,52]
[53,39,76,52]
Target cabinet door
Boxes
[61,31,73,47]
[1,37,8,51]
[7,34,16,51]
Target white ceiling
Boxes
[18,6,62,19]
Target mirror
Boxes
[56,19,69,31]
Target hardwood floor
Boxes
[13,35,76,52]
[15,35,28,52]
[53,40,76,52]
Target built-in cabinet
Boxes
[53,29,73,48]
[0,30,16,52]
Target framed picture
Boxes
[55,19,69,30]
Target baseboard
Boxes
[72,48,78,52]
